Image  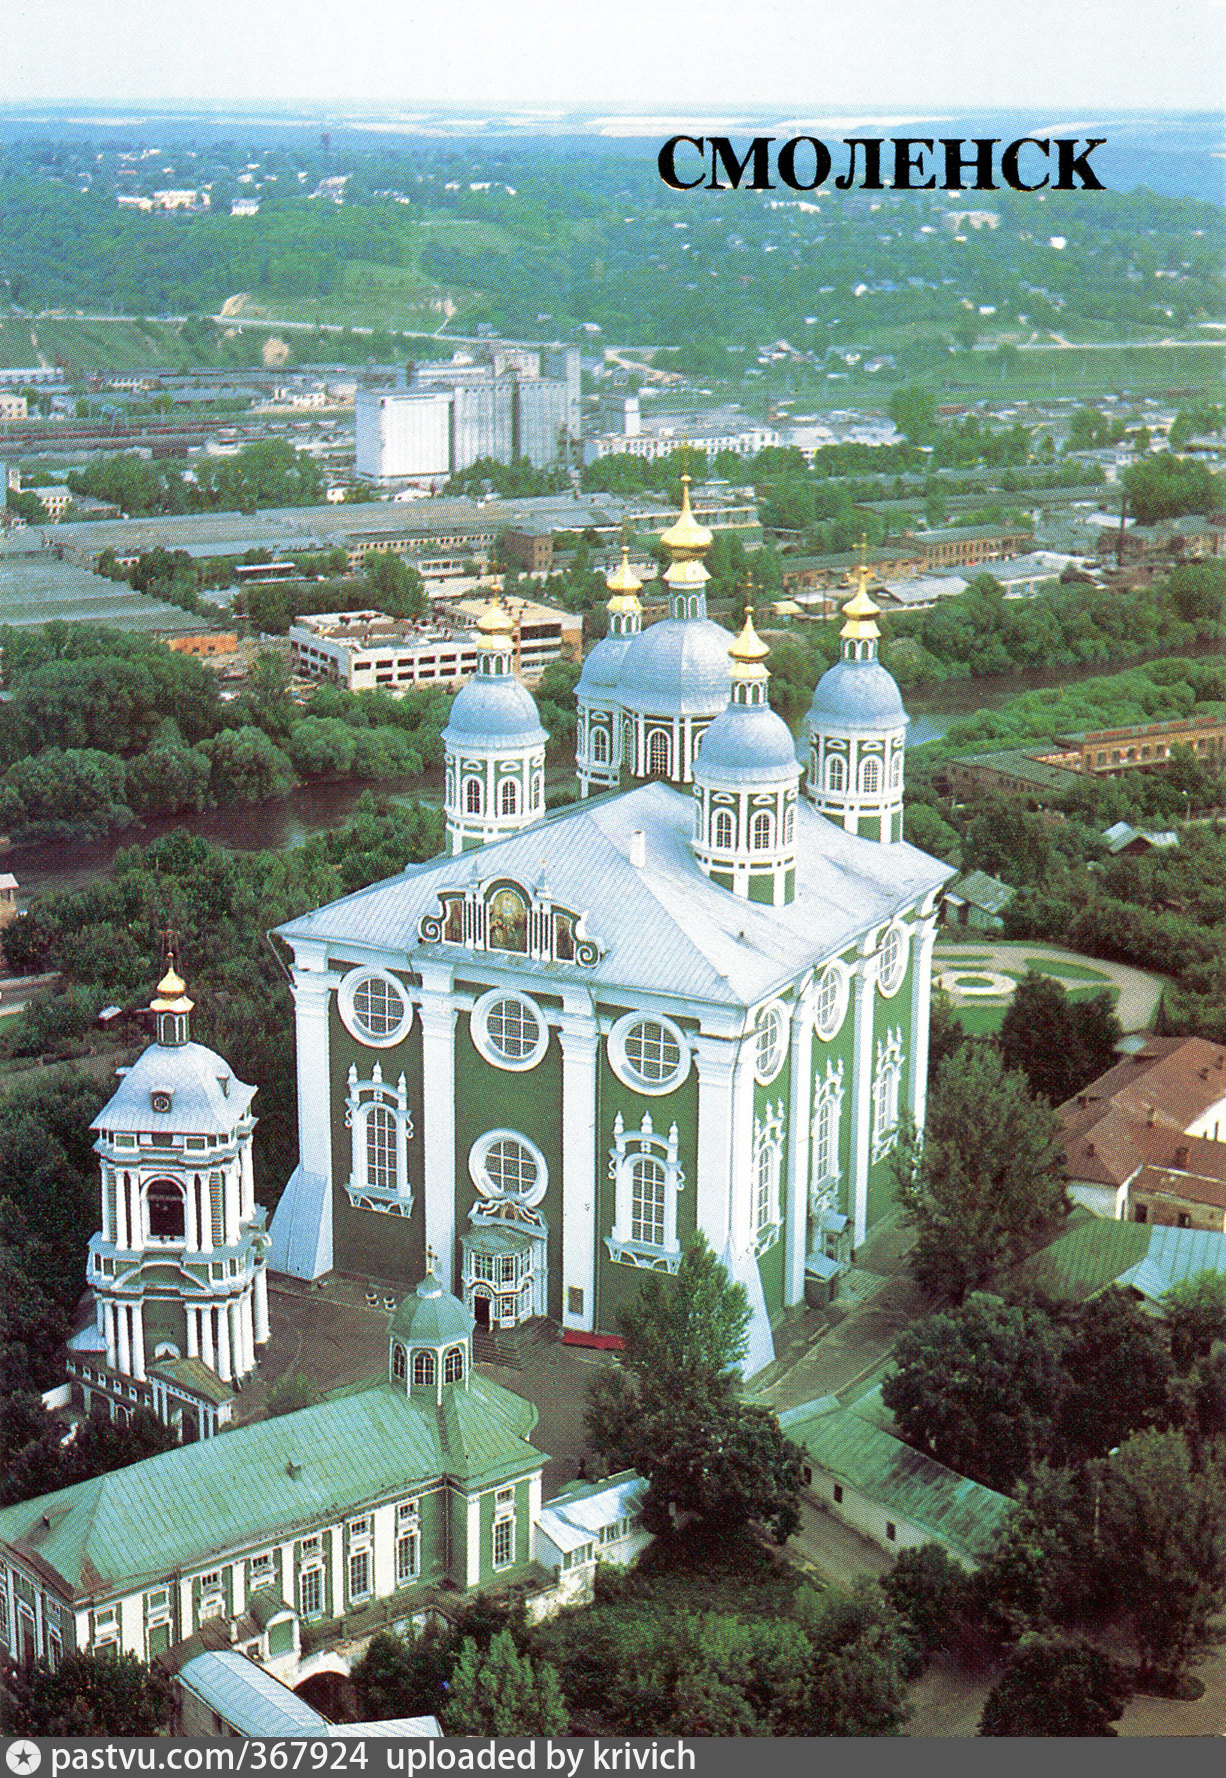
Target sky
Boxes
[3,0,1225,113]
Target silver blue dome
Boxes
[806,659,909,735]
[616,618,734,717]
[444,674,548,747]
[577,632,635,697]
[696,701,801,785]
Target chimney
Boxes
[629,829,646,869]
[1174,1146,1189,1169]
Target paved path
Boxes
[935,938,1166,1033]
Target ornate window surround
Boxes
[468,1129,549,1222]
[607,1011,692,1096]
[871,1028,905,1163]
[344,1063,414,1216]
[813,961,850,1041]
[470,987,550,1072]
[754,1000,791,1085]
[877,923,910,998]
[752,1100,786,1256]
[811,1056,846,1207]
[606,1111,686,1271]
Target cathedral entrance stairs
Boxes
[472,1317,557,1370]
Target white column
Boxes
[131,1301,146,1382]
[199,1177,213,1253]
[101,1170,113,1245]
[216,1301,232,1383]
[128,1175,142,1249]
[465,1494,482,1589]
[693,1034,738,1250]
[559,1007,599,1333]
[201,1305,216,1374]
[240,1138,254,1224]
[729,1039,757,1258]
[116,1303,131,1376]
[254,1266,270,1344]
[849,948,878,1247]
[224,1164,240,1248]
[240,1293,256,1375]
[292,967,340,1260]
[785,981,816,1307]
[184,1175,198,1253]
[185,1304,199,1359]
[419,971,457,1290]
[103,1299,117,1370]
[115,1170,129,1252]
[909,910,940,1135]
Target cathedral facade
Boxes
[269,486,952,1369]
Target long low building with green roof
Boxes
[0,1268,548,1681]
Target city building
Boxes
[945,713,1226,807]
[268,484,953,1368]
[289,610,483,694]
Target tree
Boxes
[1056,1287,1173,1462]
[901,1046,1070,1303]
[6,1650,175,1736]
[979,1637,1131,1737]
[882,1293,1069,1492]
[888,386,937,447]
[444,1629,567,1735]
[1164,1271,1226,1372]
[879,1542,973,1663]
[203,725,296,805]
[351,1627,450,1721]
[798,1580,911,1736]
[585,1234,802,1543]
[999,972,1122,1106]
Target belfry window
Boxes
[751,810,774,852]
[499,779,519,816]
[465,778,483,815]
[146,1180,185,1242]
[713,808,734,850]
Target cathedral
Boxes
[267,482,952,1369]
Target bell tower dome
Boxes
[443,597,548,853]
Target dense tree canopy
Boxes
[998,971,1122,1107]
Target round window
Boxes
[813,962,850,1041]
[754,1002,789,1083]
[878,925,909,998]
[471,989,548,1071]
[608,1012,690,1095]
[339,969,413,1047]
[469,1130,548,1210]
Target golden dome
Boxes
[729,608,770,677]
[606,549,643,613]
[476,598,515,637]
[658,475,713,558]
[840,549,881,642]
[152,962,194,1015]
[157,964,186,998]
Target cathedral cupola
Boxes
[692,610,801,905]
[576,551,644,798]
[803,552,908,843]
[388,1253,474,1406]
[443,595,548,854]
[152,960,193,1047]
[611,478,733,787]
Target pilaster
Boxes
[784,978,816,1306]
[559,1003,599,1333]
[693,1035,737,1250]
[419,967,457,1291]
[849,946,878,1246]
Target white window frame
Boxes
[754,1001,790,1085]
[396,1529,421,1586]
[492,1488,516,1571]
[607,1110,686,1271]
[812,961,850,1041]
[752,1101,786,1255]
[470,988,549,1072]
[872,1028,905,1163]
[811,1057,846,1200]
[338,967,413,1048]
[877,923,909,998]
[712,807,735,851]
[344,1063,414,1215]
[299,1565,324,1620]
[348,1546,372,1604]
[859,754,882,795]
[607,1011,691,1096]
[468,1129,549,1215]
[825,752,847,794]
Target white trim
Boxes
[813,959,850,1040]
[344,1063,414,1215]
[468,1128,549,1212]
[338,966,414,1048]
[470,987,549,1072]
[606,1111,685,1269]
[753,1000,791,1085]
[607,1010,691,1096]
[877,923,909,999]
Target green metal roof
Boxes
[389,1274,474,1345]
[780,1400,1011,1562]
[1011,1215,1151,1302]
[0,1375,542,1602]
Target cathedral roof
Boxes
[806,658,909,735]
[614,616,734,716]
[391,1268,474,1345]
[443,675,548,747]
[92,1040,256,1138]
[695,698,801,784]
[576,630,635,696]
[0,1372,542,1600]
[278,781,952,1011]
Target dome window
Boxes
[443,1345,465,1383]
[392,1341,407,1381]
[647,730,671,777]
[465,778,483,815]
[412,1350,436,1387]
[340,969,413,1048]
[860,756,882,796]
[713,808,735,850]
[826,755,847,793]
[751,810,774,851]
[499,779,519,816]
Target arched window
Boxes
[784,804,795,844]
[813,1089,841,1185]
[366,1104,397,1193]
[826,755,846,793]
[465,778,483,815]
[647,730,671,776]
[872,1030,905,1163]
[444,1346,465,1383]
[713,808,735,850]
[630,1155,666,1248]
[392,1342,407,1382]
[860,756,881,795]
[591,727,609,764]
[751,810,774,851]
[146,1180,185,1241]
[412,1350,436,1387]
[499,778,519,817]
[532,772,544,809]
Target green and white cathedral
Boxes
[269,483,953,1371]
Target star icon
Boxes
[6,1744,42,1775]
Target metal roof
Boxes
[277,782,953,1013]
[180,1652,328,1737]
[696,700,801,784]
[615,616,734,716]
[0,1374,542,1600]
[537,1470,647,1553]
[806,658,909,734]
[781,1400,1011,1561]
[92,1039,256,1137]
